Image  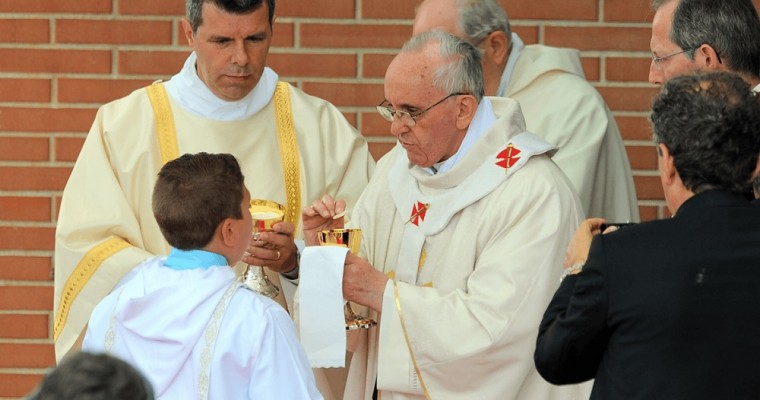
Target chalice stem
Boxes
[241,264,280,299]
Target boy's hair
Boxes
[152,152,246,250]
[28,352,154,400]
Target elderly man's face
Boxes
[383,47,466,168]
[182,2,273,101]
[649,0,700,85]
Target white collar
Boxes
[163,52,279,121]
[433,98,497,175]
[496,33,525,97]
[753,83,760,94]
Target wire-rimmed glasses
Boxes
[376,92,466,127]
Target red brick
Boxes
[0,196,51,221]
[633,175,664,200]
[118,50,188,76]
[638,205,660,222]
[0,373,45,398]
[627,145,658,170]
[605,0,654,23]
[545,26,651,52]
[301,82,383,108]
[0,256,52,281]
[361,112,394,138]
[0,0,111,13]
[268,53,357,78]
[363,0,417,19]
[512,26,539,45]
[273,21,295,47]
[0,343,55,369]
[0,49,110,74]
[301,24,411,49]
[57,19,173,45]
[0,167,72,191]
[0,286,54,310]
[606,57,652,82]
[0,107,97,133]
[616,115,653,141]
[363,53,396,79]
[0,19,49,43]
[342,112,358,128]
[55,137,86,162]
[0,315,49,339]
[502,0,598,20]
[369,142,396,161]
[581,57,600,82]
[58,78,152,104]
[281,0,355,18]
[0,137,49,161]
[119,0,183,15]
[596,86,659,112]
[0,78,51,102]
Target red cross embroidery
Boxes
[496,144,521,169]
[409,201,429,226]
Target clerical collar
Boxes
[428,97,497,175]
[753,83,760,94]
[164,248,228,271]
[163,52,279,121]
[496,33,525,97]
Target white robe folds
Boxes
[54,72,375,363]
[344,97,590,399]
[504,42,639,222]
[82,257,322,400]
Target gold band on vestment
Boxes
[146,82,179,165]
[273,81,302,233]
[393,281,431,399]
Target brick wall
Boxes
[0,0,756,397]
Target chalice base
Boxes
[346,315,377,330]
[241,265,280,299]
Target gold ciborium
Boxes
[318,228,377,330]
[241,199,285,298]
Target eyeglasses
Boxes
[376,92,466,127]
[651,47,699,68]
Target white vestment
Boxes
[55,54,374,399]
[344,97,591,399]
[502,37,639,222]
[83,256,322,400]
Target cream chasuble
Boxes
[344,97,591,399]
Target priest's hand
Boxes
[343,252,388,313]
[302,194,346,246]
[242,221,298,274]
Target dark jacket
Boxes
[535,190,760,400]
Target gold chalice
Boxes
[241,199,286,298]
[318,228,377,330]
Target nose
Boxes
[230,41,249,67]
[648,61,663,85]
[389,117,408,138]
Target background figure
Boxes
[413,0,639,222]
[53,1,373,397]
[303,31,588,399]
[27,352,154,400]
[83,152,322,399]
[535,72,760,399]
[648,0,760,89]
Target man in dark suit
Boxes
[534,71,760,399]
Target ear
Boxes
[483,31,510,66]
[695,43,723,70]
[181,18,195,48]
[219,218,236,248]
[658,143,677,185]
[454,95,478,130]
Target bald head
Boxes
[413,0,464,37]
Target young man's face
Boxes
[182,2,273,101]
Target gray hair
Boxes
[402,30,485,101]
[186,0,275,34]
[456,0,512,47]
[652,0,760,79]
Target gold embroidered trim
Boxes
[199,282,242,400]
[273,81,302,233]
[146,82,180,164]
[392,281,431,399]
[54,236,130,340]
